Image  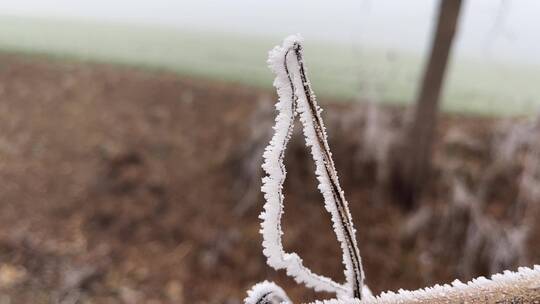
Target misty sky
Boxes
[1,0,539,65]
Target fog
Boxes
[1,0,540,65]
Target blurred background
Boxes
[0,0,539,303]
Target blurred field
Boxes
[0,53,538,303]
[1,15,540,115]
[1,13,540,304]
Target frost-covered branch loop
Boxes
[260,35,364,300]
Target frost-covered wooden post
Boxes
[245,35,540,304]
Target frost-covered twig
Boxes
[245,281,292,304]
[260,35,364,300]
[364,265,540,304]
[246,266,540,304]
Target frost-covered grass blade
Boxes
[259,34,365,300]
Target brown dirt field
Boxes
[0,54,538,304]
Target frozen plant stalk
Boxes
[258,34,365,301]
[246,35,540,304]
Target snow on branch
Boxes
[246,35,540,304]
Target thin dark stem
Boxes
[284,42,364,299]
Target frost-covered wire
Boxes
[260,35,364,300]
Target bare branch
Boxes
[292,42,364,299]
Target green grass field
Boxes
[1,15,540,116]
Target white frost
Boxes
[364,265,540,304]
[245,281,292,304]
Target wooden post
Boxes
[398,0,464,207]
